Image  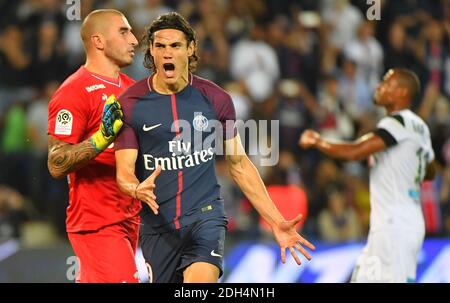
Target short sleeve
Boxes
[115,92,139,150]
[217,93,237,140]
[48,87,88,144]
[115,121,138,150]
[375,115,409,145]
[373,128,397,147]
[192,76,238,140]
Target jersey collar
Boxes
[147,72,193,93]
[82,66,121,87]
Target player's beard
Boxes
[105,46,134,68]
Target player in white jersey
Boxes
[299,68,436,282]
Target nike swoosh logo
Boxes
[143,123,162,132]
[210,250,222,258]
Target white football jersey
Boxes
[369,109,434,233]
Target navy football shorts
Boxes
[140,216,227,283]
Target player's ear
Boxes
[187,41,195,57]
[398,87,408,99]
[91,34,105,50]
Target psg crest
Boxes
[193,114,208,131]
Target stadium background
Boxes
[0,0,449,282]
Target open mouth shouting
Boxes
[163,63,175,78]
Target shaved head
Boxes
[80,9,137,69]
[392,68,421,102]
[80,9,125,48]
[374,68,421,112]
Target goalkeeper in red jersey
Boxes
[47,9,140,282]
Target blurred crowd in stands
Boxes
[0,0,449,244]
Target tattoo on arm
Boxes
[47,135,98,179]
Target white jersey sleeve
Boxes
[375,115,409,145]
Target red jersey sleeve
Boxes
[48,85,90,144]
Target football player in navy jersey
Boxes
[115,12,315,283]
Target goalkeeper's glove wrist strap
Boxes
[90,131,112,153]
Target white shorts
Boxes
[351,230,424,283]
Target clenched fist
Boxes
[299,129,320,149]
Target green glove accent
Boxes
[90,94,123,153]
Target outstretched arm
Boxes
[224,134,315,264]
[299,129,387,161]
[115,149,161,214]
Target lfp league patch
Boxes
[55,109,73,135]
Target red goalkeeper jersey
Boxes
[48,66,141,232]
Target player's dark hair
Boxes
[393,68,421,102]
[141,12,198,72]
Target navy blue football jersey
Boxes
[116,74,236,233]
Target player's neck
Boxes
[152,71,189,95]
[386,103,409,114]
[84,57,120,79]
